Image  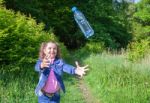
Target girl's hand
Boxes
[40,55,50,69]
[75,61,89,78]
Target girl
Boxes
[35,41,88,103]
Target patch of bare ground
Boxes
[78,79,101,103]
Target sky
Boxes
[134,0,141,3]
[116,0,141,3]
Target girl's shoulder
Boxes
[55,58,65,66]
[37,58,42,62]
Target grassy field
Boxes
[83,53,150,103]
[1,52,150,103]
[0,65,85,103]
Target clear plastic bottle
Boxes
[71,6,94,38]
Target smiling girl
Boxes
[34,41,88,103]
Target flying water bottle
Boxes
[71,6,94,38]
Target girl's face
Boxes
[44,42,57,59]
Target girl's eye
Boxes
[48,47,56,50]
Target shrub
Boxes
[0,6,68,68]
[73,42,105,60]
[127,39,150,62]
[85,42,105,53]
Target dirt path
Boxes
[78,79,101,103]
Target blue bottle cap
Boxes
[71,6,77,12]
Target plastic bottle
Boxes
[71,6,94,38]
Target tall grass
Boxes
[0,66,37,103]
[1,52,150,103]
[0,65,85,103]
[83,53,150,103]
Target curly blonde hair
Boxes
[39,41,61,60]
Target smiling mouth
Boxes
[50,53,56,56]
[51,53,55,54]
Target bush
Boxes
[0,6,68,68]
[3,0,133,49]
[73,42,105,60]
[127,39,150,62]
[85,42,105,53]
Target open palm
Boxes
[75,61,89,77]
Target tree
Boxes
[131,0,150,40]
[0,4,68,66]
[3,0,132,49]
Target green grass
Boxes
[61,75,85,103]
[1,52,150,103]
[0,67,37,103]
[0,65,85,103]
[83,53,150,103]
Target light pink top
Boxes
[42,59,60,93]
[42,68,60,93]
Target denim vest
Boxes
[35,58,75,96]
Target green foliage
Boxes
[0,6,68,68]
[127,39,150,62]
[82,0,132,49]
[73,42,105,60]
[134,0,150,23]
[126,1,150,62]
[83,53,150,103]
[0,65,84,103]
[3,0,132,49]
[3,0,80,48]
[84,42,105,53]
[90,17,132,49]
[0,67,37,103]
[0,0,3,4]
[131,0,150,40]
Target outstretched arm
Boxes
[75,61,89,78]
